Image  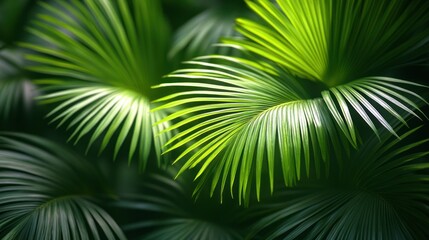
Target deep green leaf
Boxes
[0,133,126,240]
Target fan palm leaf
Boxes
[246,126,429,239]
[114,172,242,240]
[155,0,429,203]
[228,0,429,138]
[155,56,352,204]
[231,0,429,85]
[0,133,126,240]
[23,0,173,170]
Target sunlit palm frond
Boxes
[0,49,36,128]
[322,77,428,145]
[247,126,429,239]
[0,133,126,240]
[230,0,429,86]
[114,172,242,240]
[23,0,173,170]
[155,0,429,202]
[37,84,171,170]
[225,0,429,141]
[154,55,350,204]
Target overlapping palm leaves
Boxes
[247,126,429,239]
[0,0,427,239]
[0,133,125,240]
[155,56,347,204]
[155,0,429,202]
[231,0,429,141]
[23,0,173,170]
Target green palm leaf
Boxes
[227,0,429,140]
[154,56,351,204]
[23,0,173,170]
[232,0,429,85]
[0,133,126,240]
[155,0,428,203]
[247,126,429,239]
[321,77,428,144]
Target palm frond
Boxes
[155,0,429,203]
[23,0,173,170]
[154,56,350,204]
[322,77,428,145]
[247,126,429,239]
[228,0,429,142]
[114,172,242,240]
[0,133,126,240]
[230,0,429,86]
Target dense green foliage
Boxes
[0,0,428,239]
[156,0,429,203]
